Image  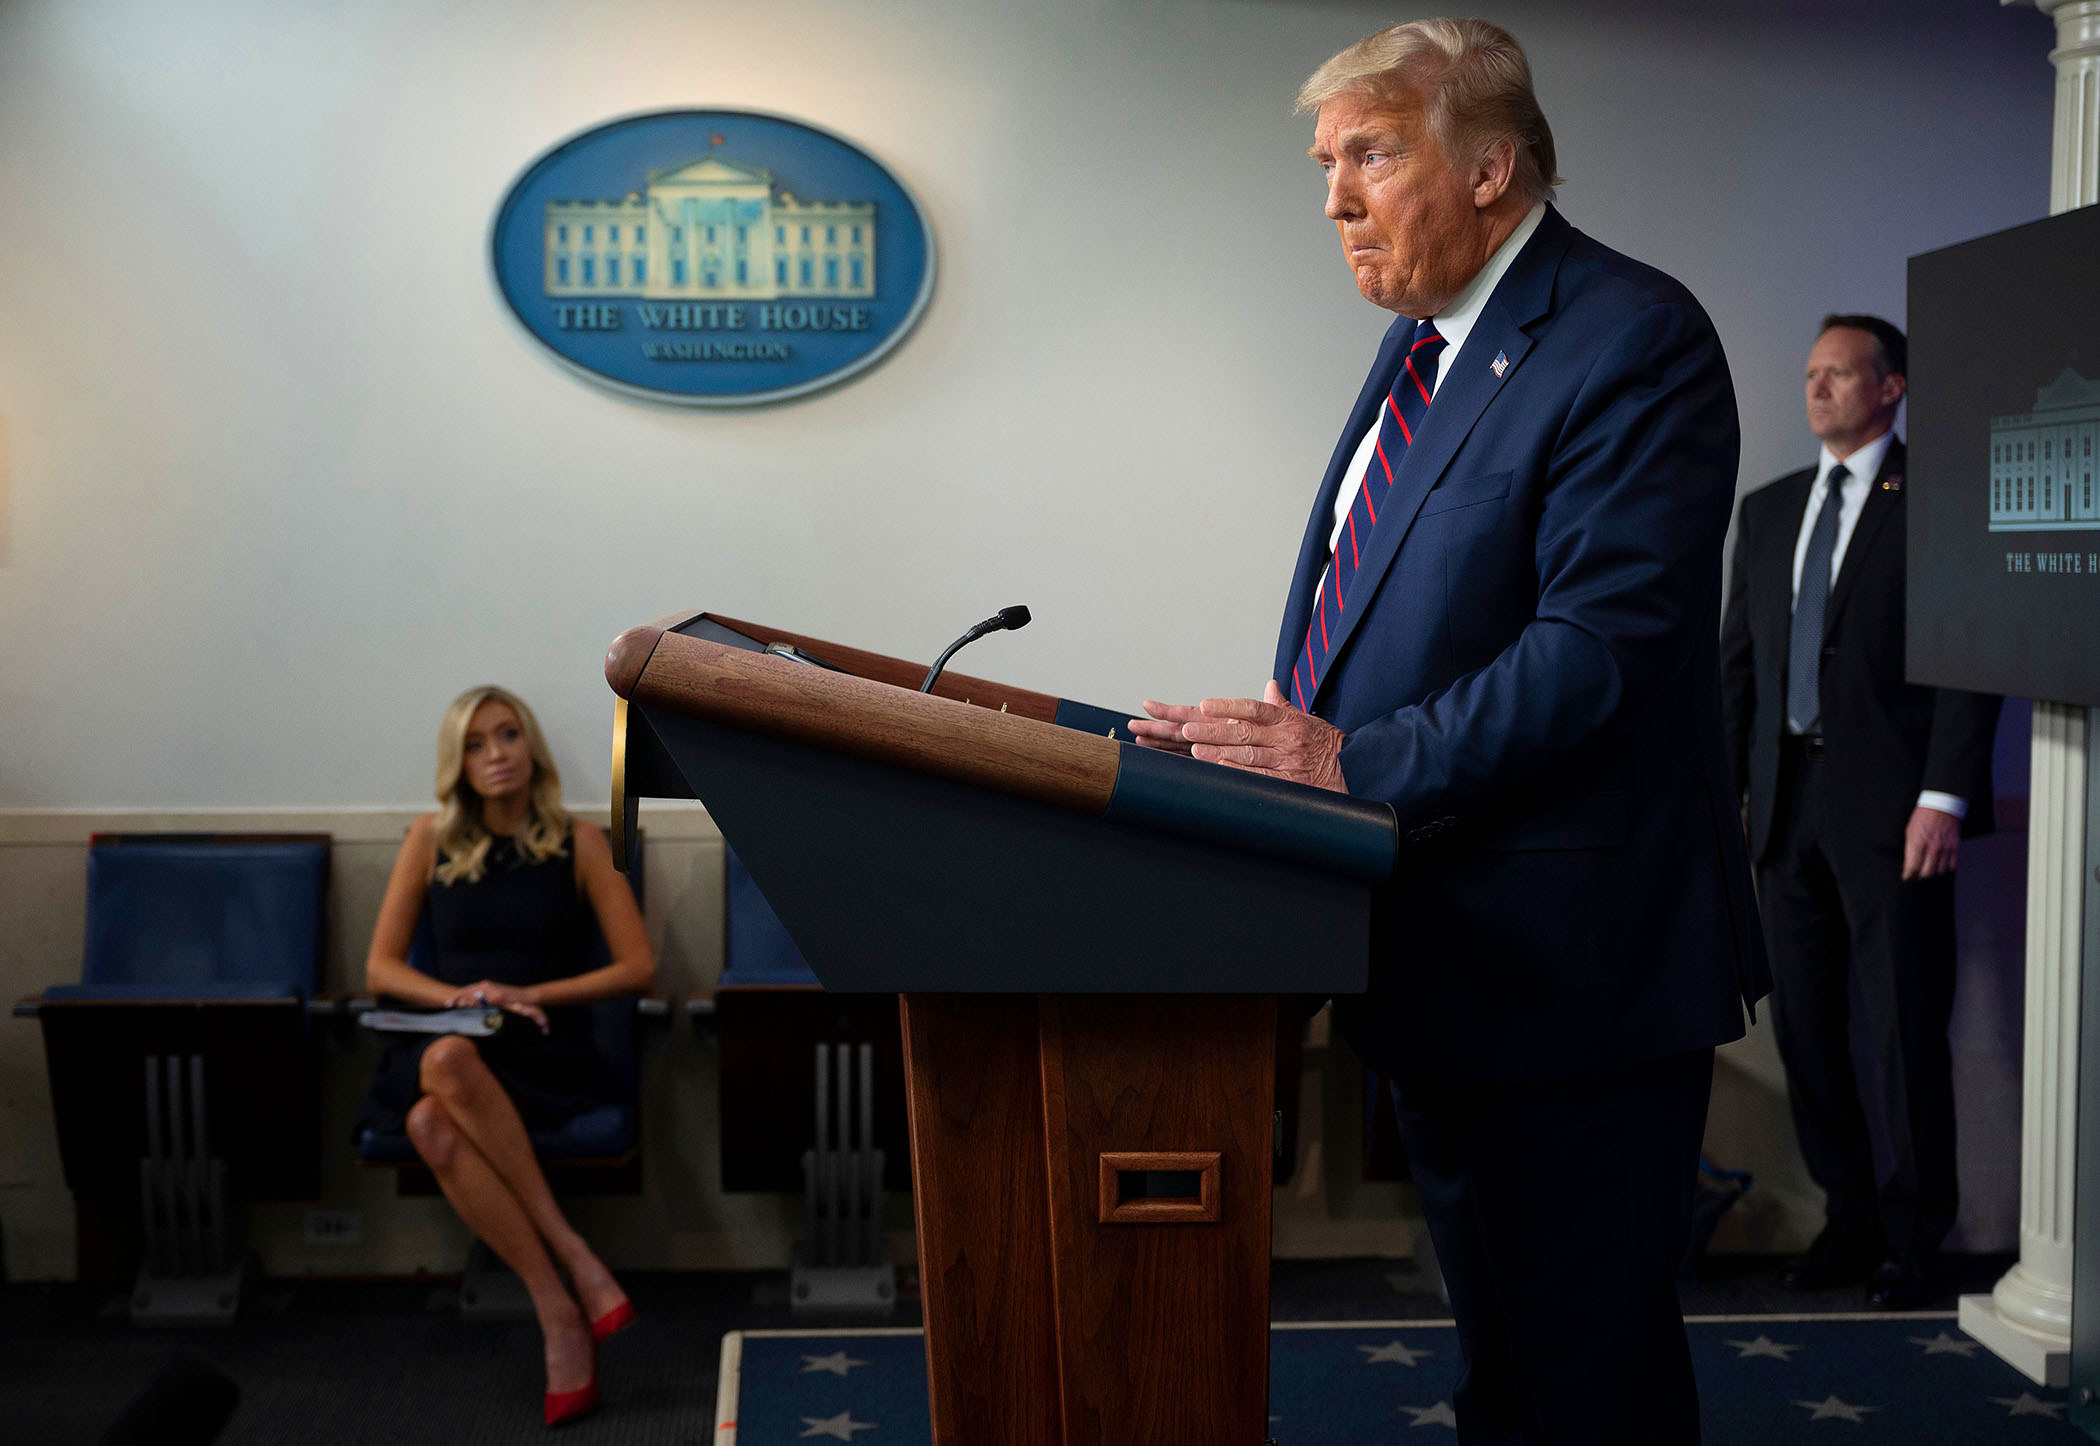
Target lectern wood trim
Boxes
[709,613,1061,720]
[623,630,1119,814]
[605,625,666,699]
[608,611,1399,887]
[1097,1151,1221,1224]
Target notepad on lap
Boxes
[359,1007,504,1037]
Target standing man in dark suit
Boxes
[1721,316,1999,1309]
[1131,18,1765,1443]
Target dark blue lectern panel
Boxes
[650,709,1371,995]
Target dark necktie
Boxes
[1786,463,1849,734]
[1288,319,1447,711]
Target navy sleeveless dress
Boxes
[355,827,615,1138]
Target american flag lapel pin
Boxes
[1883,474,1903,492]
[1490,351,1509,378]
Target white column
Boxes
[2042,0,2100,212]
[1962,0,2100,1387]
[1963,705,2087,1384]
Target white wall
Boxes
[0,0,2054,809]
[0,0,2059,1271]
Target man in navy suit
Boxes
[1133,19,1766,1443]
[1721,317,1999,1309]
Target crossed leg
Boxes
[406,1036,631,1394]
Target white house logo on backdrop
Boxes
[1988,368,2100,532]
[490,111,935,406]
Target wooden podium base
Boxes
[900,994,1276,1446]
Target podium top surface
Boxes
[607,612,1398,884]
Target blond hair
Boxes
[431,685,569,885]
[1297,18,1561,204]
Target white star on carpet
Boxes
[1908,1332,1980,1357]
[1401,1399,1457,1428]
[1724,1334,1802,1361]
[1360,1339,1435,1366]
[1990,1392,2067,1419]
[800,1351,871,1377]
[799,1411,877,1439]
[1793,1395,1878,1423]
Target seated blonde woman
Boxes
[355,685,653,1428]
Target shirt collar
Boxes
[1817,431,1895,492]
[1429,201,1548,367]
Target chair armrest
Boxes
[346,997,379,1015]
[305,992,355,1018]
[685,991,717,1043]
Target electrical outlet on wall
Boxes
[304,1209,361,1245]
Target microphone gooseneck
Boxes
[920,605,1032,693]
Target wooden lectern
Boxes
[605,612,1396,1446]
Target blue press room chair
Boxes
[699,846,910,1309]
[22,834,332,1322]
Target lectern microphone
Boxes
[919,605,1031,693]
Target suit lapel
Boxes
[1760,473,1814,673]
[1275,320,1412,685]
[1310,209,1571,705]
[1825,440,1903,632]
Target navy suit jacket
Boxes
[1721,441,2000,861]
[1277,206,1769,1081]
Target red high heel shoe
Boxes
[590,1299,636,1342]
[544,1342,599,1427]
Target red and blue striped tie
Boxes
[1289,319,1447,711]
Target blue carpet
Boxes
[717,1315,2078,1443]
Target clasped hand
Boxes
[444,980,549,1033]
[1128,681,1348,792]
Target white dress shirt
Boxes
[1786,431,1964,820]
[1327,202,1548,554]
[1788,431,1891,602]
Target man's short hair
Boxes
[1819,313,1907,380]
[1296,18,1561,204]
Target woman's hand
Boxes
[446,980,549,1033]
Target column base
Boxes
[1959,1292,2070,1388]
